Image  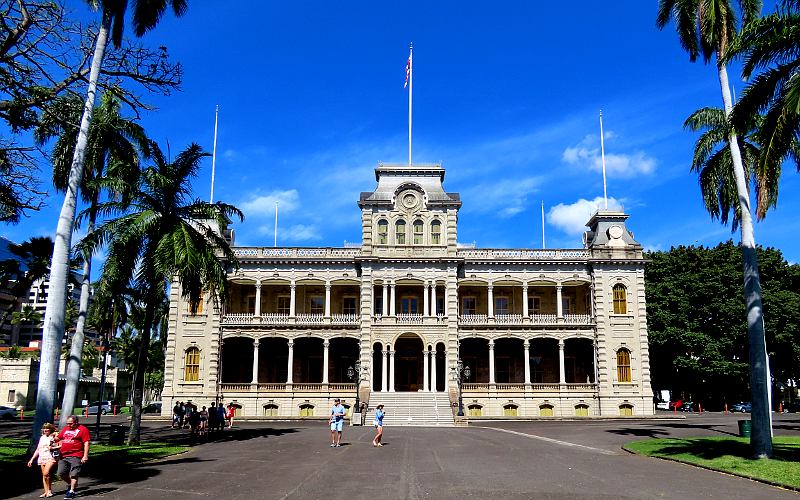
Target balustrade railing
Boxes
[233,247,361,259]
[331,314,359,325]
[564,314,592,324]
[495,314,522,324]
[529,314,558,324]
[396,313,423,324]
[220,383,251,391]
[460,314,488,325]
[461,382,598,392]
[295,313,325,325]
[224,382,359,392]
[457,248,591,260]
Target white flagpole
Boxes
[274,201,278,247]
[599,110,608,209]
[210,105,219,203]
[408,43,413,166]
[541,201,546,249]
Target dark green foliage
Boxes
[646,241,799,407]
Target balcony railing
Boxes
[457,248,591,260]
[221,313,359,327]
[458,314,593,326]
[372,314,447,325]
[233,247,361,259]
[396,313,423,324]
[462,383,599,392]
[221,383,357,392]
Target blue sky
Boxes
[5,1,800,263]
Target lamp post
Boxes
[452,359,471,417]
[347,360,366,413]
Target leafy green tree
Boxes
[657,0,773,457]
[84,142,241,444]
[33,0,188,448]
[729,0,800,177]
[11,305,42,339]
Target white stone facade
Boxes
[162,163,653,418]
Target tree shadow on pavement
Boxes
[655,422,739,437]
[606,428,670,438]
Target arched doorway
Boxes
[394,334,424,391]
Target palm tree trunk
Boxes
[128,293,155,445]
[31,9,111,449]
[717,62,773,458]
[59,211,96,428]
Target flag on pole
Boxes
[404,50,411,89]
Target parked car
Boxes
[142,402,162,414]
[680,401,695,412]
[656,401,670,410]
[0,405,17,420]
[86,400,117,415]
[668,400,683,410]
[730,402,752,413]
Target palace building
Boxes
[161,162,653,423]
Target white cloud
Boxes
[240,190,300,218]
[548,196,624,235]
[562,133,656,178]
[461,176,543,218]
[258,223,322,243]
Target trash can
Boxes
[109,424,125,445]
[737,419,752,437]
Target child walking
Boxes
[27,423,58,497]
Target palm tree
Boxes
[84,142,241,444]
[34,0,188,447]
[657,0,773,457]
[0,236,53,335]
[729,1,800,179]
[36,89,148,426]
[11,305,43,339]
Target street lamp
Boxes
[452,359,471,417]
[347,360,367,413]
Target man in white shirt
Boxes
[329,398,346,447]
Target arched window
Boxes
[467,404,483,417]
[619,404,634,416]
[395,219,406,245]
[539,404,554,417]
[184,347,200,381]
[263,404,279,416]
[503,404,518,416]
[617,349,631,383]
[613,284,627,314]
[413,219,424,244]
[430,220,441,244]
[377,220,388,245]
[299,404,315,417]
[575,404,589,417]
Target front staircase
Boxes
[363,392,454,427]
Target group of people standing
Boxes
[27,416,90,498]
[328,399,385,448]
[172,401,236,436]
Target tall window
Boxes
[188,293,203,314]
[413,219,424,244]
[495,296,509,315]
[430,220,441,244]
[309,296,324,314]
[462,296,476,315]
[277,296,291,315]
[528,296,541,314]
[617,349,631,383]
[377,220,388,244]
[395,219,406,244]
[343,297,357,315]
[184,347,200,381]
[561,296,573,314]
[401,297,418,314]
[613,284,627,314]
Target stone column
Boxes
[487,285,494,318]
[556,285,563,318]
[324,282,331,318]
[390,283,396,316]
[389,349,396,392]
[423,282,430,317]
[423,348,430,391]
[286,340,294,384]
[289,281,296,317]
[382,283,388,317]
[254,281,262,316]
[431,349,438,392]
[431,283,437,316]
[489,339,496,384]
[524,339,531,385]
[251,339,260,384]
[522,285,528,318]
[322,340,330,384]
[558,339,566,384]
[381,349,388,392]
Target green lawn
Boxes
[0,437,187,465]
[624,437,800,489]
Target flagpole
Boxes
[408,43,413,166]
[599,110,608,209]
[541,201,546,249]
[210,105,219,203]
[274,201,278,247]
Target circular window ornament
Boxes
[608,225,624,239]
[401,192,419,209]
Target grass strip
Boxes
[0,437,187,465]
[624,436,800,489]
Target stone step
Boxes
[363,392,454,427]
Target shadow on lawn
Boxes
[3,427,299,498]
[652,438,800,462]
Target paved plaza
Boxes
[2,413,799,499]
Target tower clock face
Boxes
[401,191,419,210]
[608,225,624,239]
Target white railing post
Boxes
[254,280,262,317]
[524,340,531,385]
[286,340,294,385]
[322,340,329,384]
[489,339,496,384]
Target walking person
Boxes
[216,402,226,431]
[53,416,90,499]
[329,398,346,447]
[372,404,385,447]
[226,403,236,428]
[27,423,59,497]
[208,403,218,433]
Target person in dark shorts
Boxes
[53,416,90,499]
